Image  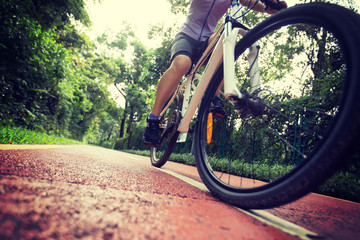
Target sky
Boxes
[85,0,185,49]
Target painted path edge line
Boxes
[158,168,320,240]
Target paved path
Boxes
[0,145,359,239]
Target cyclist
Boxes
[143,0,287,147]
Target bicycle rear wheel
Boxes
[194,3,360,209]
[150,92,182,168]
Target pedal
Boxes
[177,133,188,143]
[176,127,193,143]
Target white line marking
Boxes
[237,209,319,240]
[159,168,320,240]
[159,168,210,193]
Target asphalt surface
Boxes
[0,145,359,240]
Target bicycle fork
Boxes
[223,16,266,117]
[223,20,261,99]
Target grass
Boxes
[123,149,360,203]
[0,126,82,144]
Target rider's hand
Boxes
[265,1,288,14]
[243,0,287,14]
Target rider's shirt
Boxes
[180,0,231,42]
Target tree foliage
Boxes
[167,0,190,14]
[0,0,118,142]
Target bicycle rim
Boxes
[194,3,360,209]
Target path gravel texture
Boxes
[0,145,359,240]
[0,145,291,240]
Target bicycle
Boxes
[149,0,360,209]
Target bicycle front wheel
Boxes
[194,3,360,209]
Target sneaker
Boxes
[209,95,226,119]
[143,117,162,147]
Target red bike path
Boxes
[0,144,359,239]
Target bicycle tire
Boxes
[194,3,360,209]
[150,93,183,168]
[150,132,179,167]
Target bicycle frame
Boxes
[160,2,261,140]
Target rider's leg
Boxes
[143,54,192,147]
[151,54,192,117]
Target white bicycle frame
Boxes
[159,3,261,142]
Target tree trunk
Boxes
[126,106,135,148]
[120,114,126,138]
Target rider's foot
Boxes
[209,95,226,119]
[143,115,161,147]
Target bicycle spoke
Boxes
[260,99,325,141]
[194,2,360,209]
[201,21,345,187]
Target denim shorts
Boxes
[170,32,209,67]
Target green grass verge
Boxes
[123,149,360,204]
[0,126,82,144]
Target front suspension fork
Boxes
[223,18,261,99]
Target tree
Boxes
[3,0,91,30]
[167,0,190,14]
[92,26,154,149]
[0,0,123,143]
[144,25,177,84]
[114,40,152,148]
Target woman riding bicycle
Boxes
[143,0,287,147]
